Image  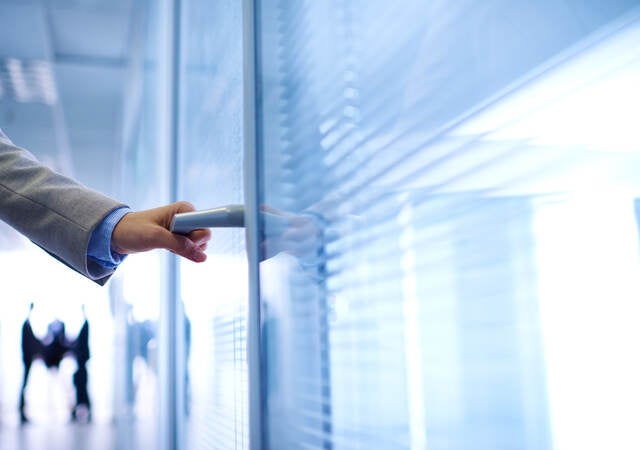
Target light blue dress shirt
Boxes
[87,206,131,269]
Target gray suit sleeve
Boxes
[0,135,126,284]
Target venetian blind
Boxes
[255,1,640,449]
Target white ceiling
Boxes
[0,0,134,197]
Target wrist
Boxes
[87,206,131,268]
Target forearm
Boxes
[0,138,125,283]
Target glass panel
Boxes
[178,0,248,449]
[255,1,640,449]
[116,1,169,448]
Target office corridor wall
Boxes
[120,0,247,448]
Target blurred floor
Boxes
[0,421,157,450]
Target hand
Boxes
[259,205,324,261]
[111,201,212,262]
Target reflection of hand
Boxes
[260,205,324,261]
[112,201,212,262]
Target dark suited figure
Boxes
[19,303,40,423]
[19,304,92,423]
[42,320,67,368]
[20,310,67,423]
[71,310,91,422]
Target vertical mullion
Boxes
[169,0,186,447]
[158,0,183,449]
[243,0,264,449]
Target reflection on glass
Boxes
[256,1,640,449]
[115,1,167,447]
[178,0,248,449]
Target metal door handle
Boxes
[170,204,245,233]
[170,204,292,235]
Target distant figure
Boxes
[71,307,91,422]
[125,318,156,410]
[125,310,191,415]
[19,303,41,424]
[19,304,92,423]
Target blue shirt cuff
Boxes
[87,206,131,269]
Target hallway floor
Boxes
[0,421,158,450]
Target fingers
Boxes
[162,204,211,262]
[187,228,211,246]
[163,230,208,262]
[112,201,212,262]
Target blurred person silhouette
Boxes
[19,302,40,424]
[125,313,155,412]
[71,306,91,422]
[19,303,93,424]
[125,306,192,416]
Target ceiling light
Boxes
[0,58,58,105]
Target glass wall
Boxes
[121,0,248,448]
[254,1,640,449]
[116,0,169,448]
[178,1,248,449]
